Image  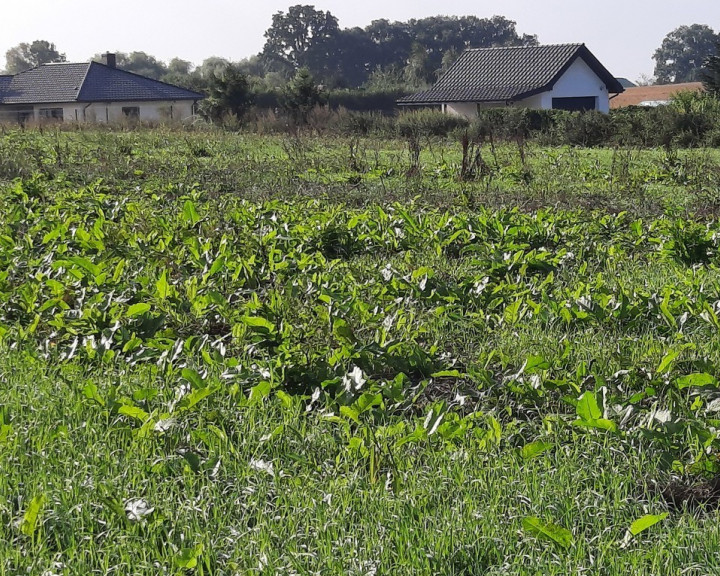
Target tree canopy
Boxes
[5,40,66,73]
[653,24,719,84]
[702,42,720,96]
[261,6,536,87]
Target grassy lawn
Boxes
[1,128,720,574]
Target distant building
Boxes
[609,82,704,109]
[398,44,624,117]
[0,53,204,124]
[616,78,637,89]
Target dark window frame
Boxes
[122,106,140,119]
[38,107,64,120]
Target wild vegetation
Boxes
[2,127,720,574]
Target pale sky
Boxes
[0,0,718,82]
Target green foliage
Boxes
[702,41,720,96]
[653,24,719,84]
[4,40,66,73]
[283,68,323,123]
[201,64,255,124]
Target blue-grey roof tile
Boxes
[78,62,204,102]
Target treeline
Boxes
[4,6,535,93]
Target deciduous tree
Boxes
[702,42,720,96]
[5,40,66,73]
[262,5,340,76]
[653,24,718,84]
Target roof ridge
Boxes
[76,62,95,100]
[464,43,584,52]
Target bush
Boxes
[396,109,469,138]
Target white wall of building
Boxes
[546,58,610,113]
[445,102,479,118]
[5,100,198,123]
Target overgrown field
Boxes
[2,128,720,575]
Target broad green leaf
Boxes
[524,355,551,373]
[355,392,383,414]
[276,390,294,409]
[82,382,105,407]
[126,303,151,318]
[573,418,618,433]
[20,495,46,537]
[118,404,151,423]
[521,441,553,461]
[340,405,360,424]
[242,315,275,334]
[205,255,226,279]
[657,349,681,375]
[332,318,354,342]
[181,368,205,390]
[676,373,717,390]
[67,256,101,277]
[522,516,573,549]
[155,270,171,299]
[629,513,668,536]
[178,386,218,411]
[576,391,602,421]
[174,544,203,569]
[182,200,201,226]
[249,380,272,404]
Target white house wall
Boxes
[81,101,196,123]
[547,58,610,113]
[445,102,479,118]
[4,100,197,123]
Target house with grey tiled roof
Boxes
[398,44,624,117]
[0,53,204,124]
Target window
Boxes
[39,108,64,120]
[122,106,140,119]
[552,97,597,112]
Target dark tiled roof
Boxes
[399,44,624,104]
[0,62,204,105]
[1,63,89,104]
[0,75,13,92]
[78,63,204,102]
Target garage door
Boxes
[552,97,597,111]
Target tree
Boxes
[5,40,66,73]
[201,64,254,123]
[653,24,719,84]
[262,5,340,76]
[283,68,322,123]
[702,42,720,96]
[403,43,433,88]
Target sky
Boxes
[0,0,718,82]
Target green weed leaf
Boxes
[576,391,602,421]
[20,494,46,537]
[522,516,573,549]
[520,441,553,461]
[629,513,668,536]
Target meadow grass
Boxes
[1,128,720,574]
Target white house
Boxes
[398,44,624,116]
[0,53,204,124]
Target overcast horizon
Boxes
[1,0,718,83]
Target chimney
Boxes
[102,53,116,68]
